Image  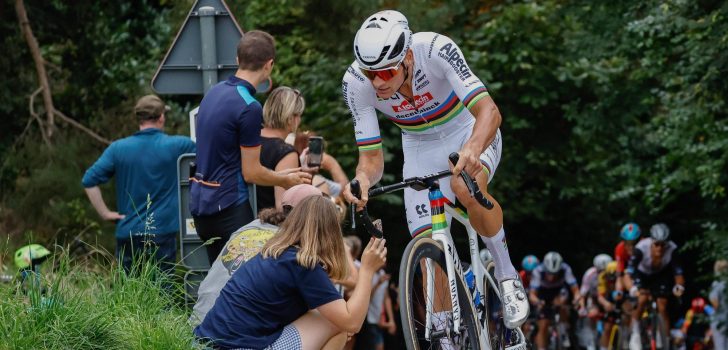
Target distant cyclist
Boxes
[626,223,685,349]
[341,9,528,328]
[596,261,622,350]
[579,253,613,313]
[529,252,581,350]
[520,254,540,291]
[614,222,641,294]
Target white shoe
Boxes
[629,331,642,350]
[499,278,529,329]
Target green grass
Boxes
[0,249,203,350]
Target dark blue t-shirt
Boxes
[190,76,263,216]
[194,247,343,349]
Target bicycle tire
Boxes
[399,236,482,350]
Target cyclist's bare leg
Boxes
[656,296,670,340]
[451,171,518,280]
[631,290,650,334]
[601,321,614,347]
[292,310,346,350]
[536,318,550,350]
[451,171,503,236]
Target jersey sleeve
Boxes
[579,269,592,295]
[298,264,343,309]
[563,264,578,286]
[530,268,542,290]
[426,34,490,110]
[614,243,625,273]
[627,248,643,276]
[81,143,116,188]
[238,104,263,148]
[597,273,608,296]
[342,64,382,152]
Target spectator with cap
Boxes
[190,184,324,326]
[190,30,311,264]
[82,94,196,274]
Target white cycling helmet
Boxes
[353,10,412,70]
[650,223,670,242]
[543,251,563,274]
[593,254,613,272]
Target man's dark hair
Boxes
[237,30,275,71]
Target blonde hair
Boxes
[261,195,348,280]
[715,259,728,275]
[262,86,305,131]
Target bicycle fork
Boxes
[426,188,464,340]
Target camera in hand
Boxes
[307,136,324,167]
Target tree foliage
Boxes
[1,0,725,286]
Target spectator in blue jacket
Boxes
[82,94,196,274]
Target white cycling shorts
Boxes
[402,121,502,237]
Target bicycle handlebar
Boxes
[350,152,494,237]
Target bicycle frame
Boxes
[424,185,522,349]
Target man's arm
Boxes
[455,96,502,177]
[342,149,384,209]
[84,186,125,221]
[241,146,311,188]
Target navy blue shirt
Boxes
[191,76,263,216]
[82,128,196,238]
[195,247,343,349]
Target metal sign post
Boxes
[151,0,243,94]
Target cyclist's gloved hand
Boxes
[672,284,685,297]
[629,285,639,298]
[612,290,624,301]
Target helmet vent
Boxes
[366,23,381,29]
[387,32,405,60]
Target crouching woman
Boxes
[194,195,387,350]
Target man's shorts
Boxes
[402,122,502,237]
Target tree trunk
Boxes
[15,0,55,143]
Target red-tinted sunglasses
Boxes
[359,61,403,82]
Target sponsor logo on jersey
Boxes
[392,92,433,112]
[438,43,472,80]
[416,80,430,90]
[347,66,365,82]
[428,35,439,58]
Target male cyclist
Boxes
[529,252,581,350]
[625,223,685,349]
[596,261,622,350]
[520,254,539,291]
[576,254,613,348]
[341,9,528,329]
[614,222,641,294]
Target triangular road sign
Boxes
[152,0,243,94]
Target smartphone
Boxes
[307,136,324,167]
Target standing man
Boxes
[190,30,311,264]
[82,94,196,274]
[341,10,529,328]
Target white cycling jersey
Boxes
[631,237,679,275]
[342,32,502,236]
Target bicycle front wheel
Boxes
[399,236,482,350]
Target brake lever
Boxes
[448,152,494,210]
[350,180,384,238]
